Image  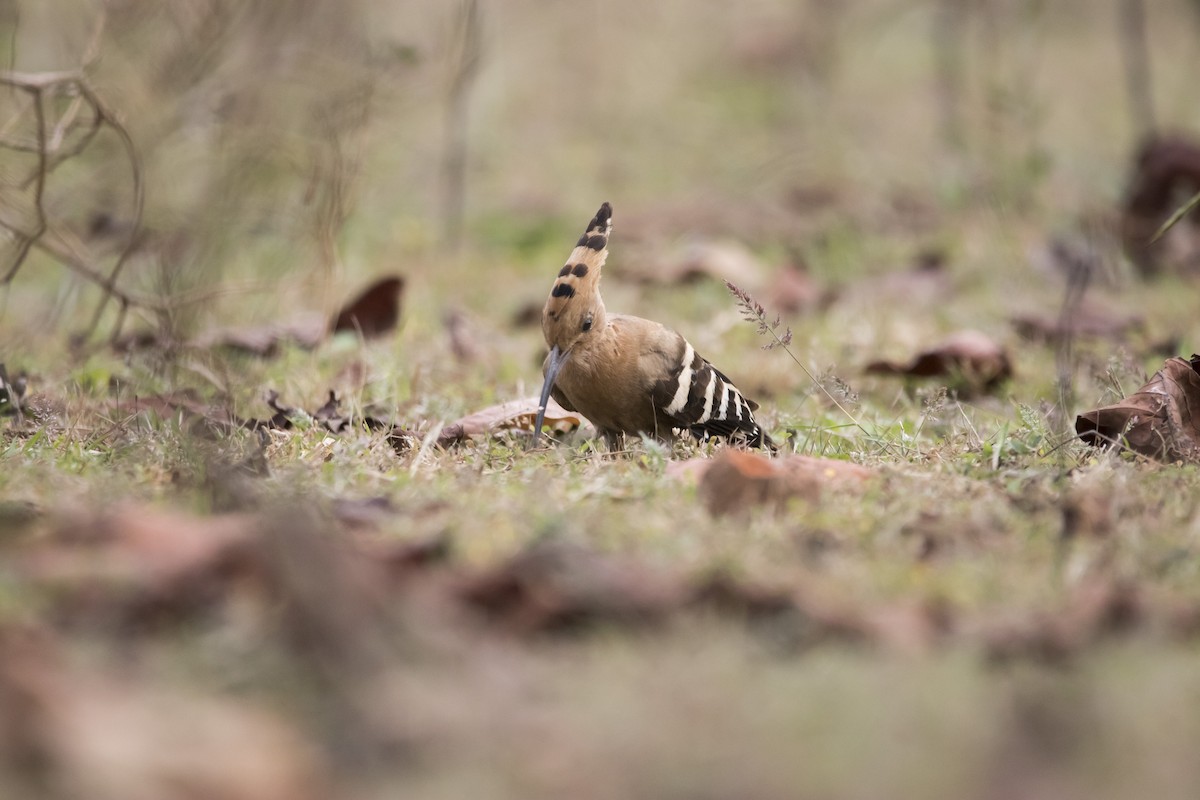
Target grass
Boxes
[4,1,1200,798]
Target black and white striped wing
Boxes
[652,339,769,447]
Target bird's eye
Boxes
[582,316,593,332]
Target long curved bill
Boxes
[532,345,569,446]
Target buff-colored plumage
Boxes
[534,203,770,450]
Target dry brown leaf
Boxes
[191,275,404,356]
[107,389,236,432]
[865,329,1013,394]
[447,396,584,438]
[699,450,813,517]
[777,454,878,487]
[0,626,327,800]
[1011,300,1143,344]
[1120,135,1200,277]
[983,580,1145,666]
[19,504,261,624]
[687,573,796,620]
[682,451,875,517]
[458,538,683,635]
[189,314,328,357]
[330,275,405,339]
[1076,354,1200,462]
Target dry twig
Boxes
[0,8,157,342]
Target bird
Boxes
[533,202,772,451]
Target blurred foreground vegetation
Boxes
[3,2,1200,799]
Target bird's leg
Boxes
[601,429,625,454]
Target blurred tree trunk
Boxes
[440,0,481,253]
[933,0,968,154]
[1117,0,1155,139]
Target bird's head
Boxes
[534,202,613,442]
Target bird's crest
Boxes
[542,202,612,348]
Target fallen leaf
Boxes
[189,314,328,357]
[982,580,1145,666]
[865,329,1013,395]
[312,390,341,421]
[245,390,297,431]
[446,396,584,438]
[330,275,405,339]
[458,538,683,635]
[670,452,875,517]
[354,532,452,579]
[777,453,878,487]
[1075,354,1200,462]
[18,504,261,626]
[330,496,398,531]
[1120,135,1200,276]
[695,451,819,517]
[191,275,404,356]
[687,572,796,620]
[1011,300,1142,343]
[0,625,327,800]
[109,389,240,435]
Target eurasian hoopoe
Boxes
[534,202,772,450]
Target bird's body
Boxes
[534,203,771,450]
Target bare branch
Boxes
[35,223,163,313]
[0,1,147,343]
[74,80,146,338]
[0,82,48,283]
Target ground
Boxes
[3,2,1200,799]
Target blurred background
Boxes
[7,6,1200,799]
[1,0,1199,407]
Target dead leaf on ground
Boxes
[1011,299,1143,344]
[108,389,242,435]
[674,451,875,517]
[17,504,261,626]
[330,275,405,339]
[0,625,327,800]
[982,580,1146,666]
[353,532,452,579]
[1120,135,1200,277]
[190,274,405,356]
[445,396,585,439]
[457,538,684,635]
[1075,354,1200,462]
[865,329,1013,395]
[688,572,797,620]
[189,314,328,357]
[331,496,399,532]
